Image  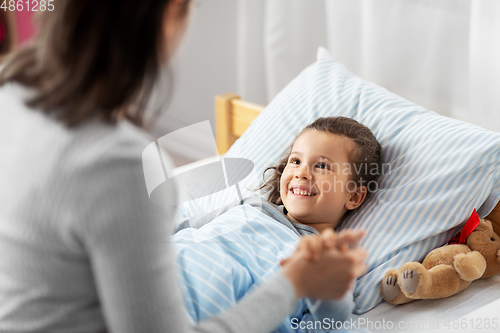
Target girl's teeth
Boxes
[292,189,312,196]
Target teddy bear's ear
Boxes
[493,221,500,238]
[475,220,493,233]
[481,219,493,229]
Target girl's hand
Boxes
[279,235,324,267]
[323,228,366,253]
[280,228,365,265]
[280,229,367,300]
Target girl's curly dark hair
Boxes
[260,117,382,205]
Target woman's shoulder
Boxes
[0,79,177,203]
[0,82,177,251]
[68,120,153,167]
[60,119,174,202]
[50,120,177,246]
[1,80,176,213]
[0,81,158,164]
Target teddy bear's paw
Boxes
[400,269,419,294]
[382,275,400,301]
[454,251,486,281]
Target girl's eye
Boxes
[316,162,330,170]
[290,158,300,165]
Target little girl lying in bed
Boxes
[174,117,381,332]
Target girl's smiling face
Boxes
[279,130,366,232]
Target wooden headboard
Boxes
[214,92,500,236]
[215,93,264,155]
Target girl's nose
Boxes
[294,164,311,180]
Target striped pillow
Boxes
[178,47,500,314]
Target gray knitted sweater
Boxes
[0,83,297,333]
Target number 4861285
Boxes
[1,0,55,12]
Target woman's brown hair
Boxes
[0,11,15,57]
[260,116,382,205]
[0,0,190,128]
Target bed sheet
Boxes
[353,276,500,333]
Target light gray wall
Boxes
[151,0,238,160]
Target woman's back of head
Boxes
[0,0,191,128]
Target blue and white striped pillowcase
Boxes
[178,47,500,314]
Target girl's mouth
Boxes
[289,186,316,197]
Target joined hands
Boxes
[280,229,368,300]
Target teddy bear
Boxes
[381,209,500,305]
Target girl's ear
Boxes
[345,186,367,210]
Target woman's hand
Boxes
[280,229,367,300]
